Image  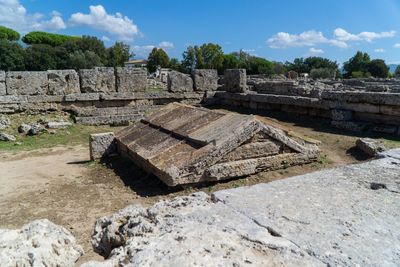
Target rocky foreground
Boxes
[1,149,399,266]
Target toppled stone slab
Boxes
[46,121,72,129]
[116,67,147,92]
[80,67,116,93]
[224,69,247,93]
[85,150,400,266]
[47,69,80,95]
[0,116,10,130]
[6,71,48,95]
[28,124,44,136]
[18,123,31,134]
[192,69,218,91]
[115,103,319,186]
[167,70,193,92]
[89,132,117,160]
[0,219,83,267]
[0,132,16,141]
[0,71,5,96]
[356,138,386,157]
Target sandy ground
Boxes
[0,111,398,264]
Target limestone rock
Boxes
[18,123,31,134]
[356,138,386,157]
[331,109,353,121]
[47,70,80,95]
[0,219,83,267]
[89,132,116,160]
[116,67,147,92]
[224,69,247,93]
[46,121,72,129]
[0,71,5,95]
[6,71,48,95]
[0,116,10,130]
[0,132,16,141]
[80,67,116,93]
[167,70,193,92]
[28,124,44,136]
[192,69,218,91]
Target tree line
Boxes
[0,25,397,79]
[0,26,131,71]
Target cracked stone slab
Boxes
[213,151,400,267]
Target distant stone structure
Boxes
[224,69,247,92]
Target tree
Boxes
[182,43,224,72]
[343,51,371,78]
[246,57,273,75]
[395,65,400,78]
[272,62,287,75]
[286,57,339,77]
[0,26,20,41]
[106,42,131,67]
[221,54,240,72]
[67,51,103,70]
[0,40,25,71]
[181,46,198,72]
[310,68,337,79]
[147,48,170,73]
[22,31,79,46]
[367,59,389,78]
[169,58,183,72]
[24,44,57,71]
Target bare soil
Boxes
[0,109,399,264]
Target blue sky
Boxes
[1,0,400,64]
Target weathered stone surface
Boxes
[18,123,31,134]
[0,71,5,95]
[356,138,386,157]
[331,120,368,132]
[331,109,353,121]
[80,67,116,93]
[89,132,116,160]
[213,151,400,267]
[85,150,400,266]
[0,116,10,130]
[0,132,16,141]
[47,69,80,95]
[192,69,218,91]
[116,67,147,92]
[6,71,48,95]
[224,69,247,93]
[28,124,44,136]
[167,70,193,92]
[46,121,72,129]
[0,219,83,266]
[84,193,321,267]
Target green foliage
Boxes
[0,25,20,41]
[24,44,57,71]
[395,65,400,78]
[169,58,183,72]
[22,31,79,46]
[272,62,287,75]
[0,40,25,71]
[106,42,131,67]
[351,71,370,78]
[221,54,240,71]
[343,51,371,78]
[367,59,389,78]
[310,68,337,79]
[67,51,103,70]
[182,43,224,72]
[147,48,170,73]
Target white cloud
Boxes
[394,43,400,48]
[101,36,110,42]
[132,41,174,58]
[309,47,324,55]
[69,5,140,42]
[374,48,385,53]
[159,41,174,49]
[267,28,396,49]
[242,49,256,52]
[0,0,66,32]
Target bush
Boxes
[0,40,25,71]
[0,26,20,41]
[310,68,336,79]
[22,31,79,46]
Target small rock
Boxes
[47,121,72,129]
[28,124,44,136]
[356,138,386,157]
[18,123,31,134]
[0,132,16,142]
[0,116,10,130]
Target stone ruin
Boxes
[113,102,319,186]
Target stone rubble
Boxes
[0,132,16,142]
[356,138,386,157]
[89,132,117,160]
[0,219,83,267]
[0,116,10,129]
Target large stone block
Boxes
[79,67,116,93]
[167,70,193,92]
[6,71,48,95]
[47,70,80,95]
[192,69,218,91]
[89,132,117,160]
[116,67,147,92]
[0,71,5,95]
[224,69,247,93]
